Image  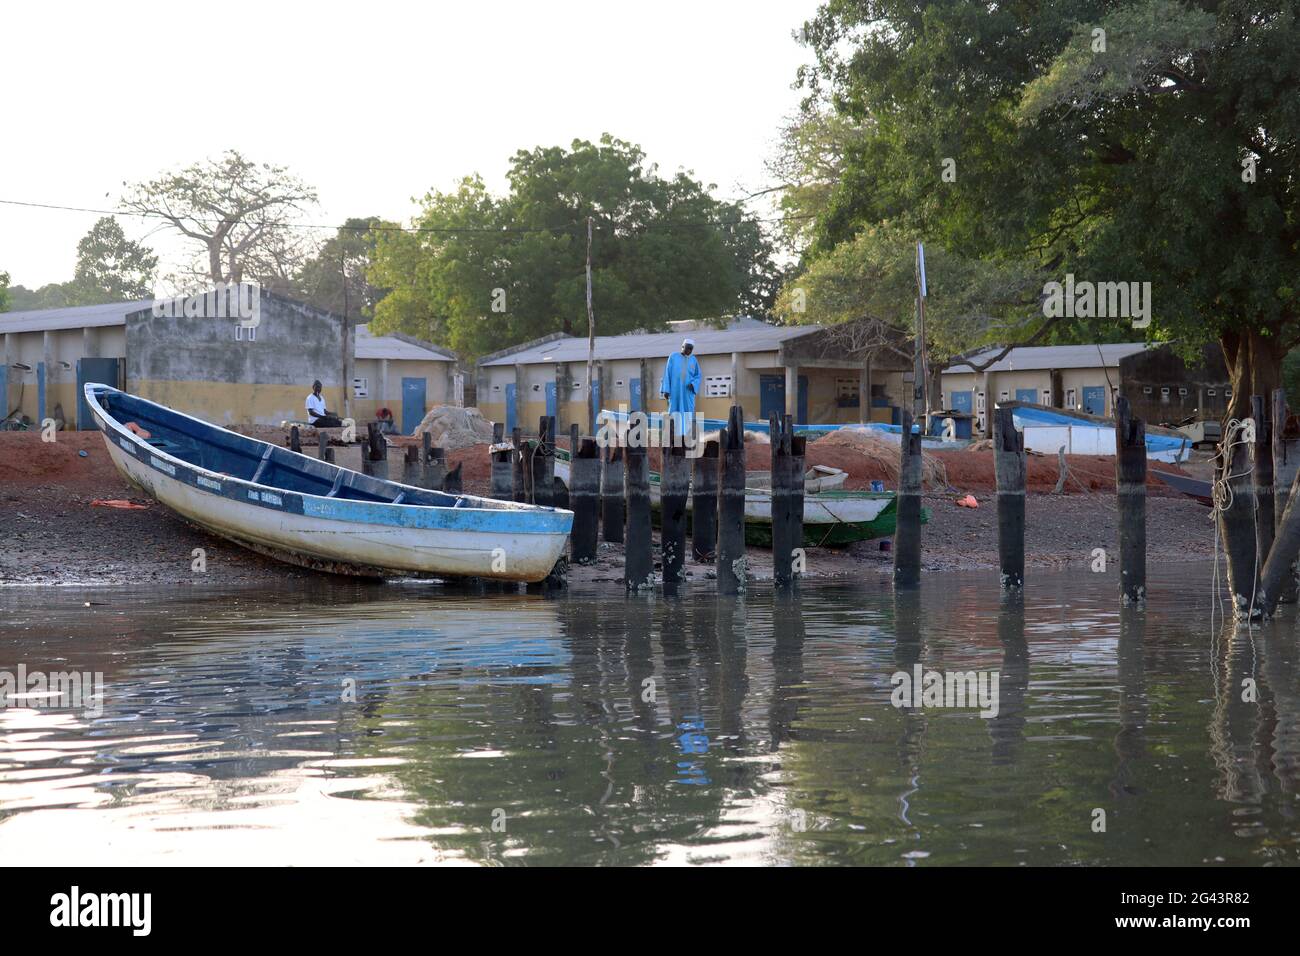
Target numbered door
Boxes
[1082,386,1107,416]
[401,377,427,434]
[1015,388,1038,404]
[77,357,121,429]
[950,390,973,415]
[629,377,642,412]
[505,383,517,433]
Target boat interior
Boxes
[93,386,522,511]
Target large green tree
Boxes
[797,0,1299,419]
[369,135,777,357]
[294,216,387,319]
[68,216,157,302]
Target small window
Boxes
[492,384,501,391]
[1143,386,1153,395]
[704,375,733,398]
[999,390,1010,401]
[1042,389,1052,406]
[615,380,625,388]
[1178,387,1188,396]
[1208,389,1217,397]
[1160,387,1171,403]
[235,324,256,342]
[1065,388,1077,408]
[352,377,369,399]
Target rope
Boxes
[1209,418,1258,626]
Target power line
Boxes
[0,197,814,237]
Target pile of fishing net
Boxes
[814,428,949,490]
[413,405,495,451]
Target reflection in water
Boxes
[2,564,1300,866]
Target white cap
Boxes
[683,337,695,348]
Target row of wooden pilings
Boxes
[493,407,806,591]
[289,423,463,493]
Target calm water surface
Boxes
[2,564,1298,866]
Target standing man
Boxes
[660,338,702,440]
[306,380,344,428]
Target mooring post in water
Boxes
[363,422,389,480]
[601,443,625,542]
[570,428,600,563]
[490,421,512,500]
[893,409,923,590]
[716,405,748,595]
[624,443,653,590]
[1257,456,1300,616]
[511,426,527,503]
[771,414,794,587]
[1271,388,1300,604]
[790,432,806,575]
[1252,394,1275,570]
[1114,396,1147,606]
[692,440,719,561]
[290,425,301,454]
[1218,415,1259,617]
[660,416,690,584]
[532,416,555,507]
[993,405,1025,590]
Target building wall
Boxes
[943,367,1120,417]
[350,357,452,428]
[2,327,130,427]
[125,297,348,426]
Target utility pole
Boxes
[586,216,596,434]
[914,241,929,431]
[341,248,352,419]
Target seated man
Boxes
[306,380,344,428]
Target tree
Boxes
[797,0,1300,419]
[369,135,777,357]
[0,271,8,312]
[120,150,318,290]
[68,217,157,303]
[294,217,387,319]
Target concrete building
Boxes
[476,318,911,434]
[1118,343,1231,425]
[942,343,1147,434]
[2,292,458,431]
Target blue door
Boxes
[798,375,808,425]
[759,374,784,422]
[1015,388,1037,404]
[950,390,973,415]
[629,377,642,412]
[1082,386,1107,416]
[77,357,121,429]
[544,381,557,420]
[505,383,517,433]
[590,379,600,427]
[401,377,426,434]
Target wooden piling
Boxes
[660,417,690,584]
[1218,421,1259,617]
[570,428,600,563]
[512,427,527,503]
[601,444,625,543]
[1271,388,1299,604]
[443,460,462,494]
[771,414,794,587]
[892,408,923,590]
[289,425,301,454]
[716,405,748,595]
[692,440,719,561]
[491,422,512,500]
[402,445,422,487]
[317,428,331,460]
[624,443,653,590]
[532,416,555,507]
[422,435,446,491]
[1252,394,1275,574]
[1257,460,1300,616]
[993,406,1025,590]
[790,433,806,574]
[363,422,388,480]
[323,446,335,464]
[1114,396,1147,605]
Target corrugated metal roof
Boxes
[480,323,820,366]
[943,342,1148,374]
[355,324,454,361]
[0,299,155,334]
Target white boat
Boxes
[85,384,572,582]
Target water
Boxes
[2,564,1298,866]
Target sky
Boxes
[0,0,822,291]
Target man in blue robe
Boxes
[660,338,702,439]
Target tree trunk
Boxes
[1221,327,1284,423]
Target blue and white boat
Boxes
[84,384,572,582]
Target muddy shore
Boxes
[0,431,1219,587]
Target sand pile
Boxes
[412,405,495,451]
[812,429,950,490]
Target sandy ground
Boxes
[0,431,1218,587]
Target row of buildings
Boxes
[1,292,1229,436]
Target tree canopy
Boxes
[368,135,778,357]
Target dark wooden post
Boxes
[443,460,462,494]
[532,416,555,507]
[893,408,922,590]
[601,444,625,542]
[716,405,748,595]
[993,406,1025,590]
[1218,421,1259,618]
[511,426,527,503]
[624,443,653,590]
[692,440,719,561]
[1258,461,1300,616]
[570,431,600,563]
[318,428,330,460]
[661,417,690,584]
[289,425,301,454]
[402,445,422,486]
[421,433,446,490]
[1114,396,1147,605]
[790,433,806,572]
[771,414,794,587]
[363,422,389,480]
[491,421,512,500]
[1271,388,1299,604]
[1252,394,1275,574]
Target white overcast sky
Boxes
[0,0,821,291]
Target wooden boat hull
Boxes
[87,384,572,582]
[1151,469,1213,507]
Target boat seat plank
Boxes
[249,445,275,484]
[326,471,347,498]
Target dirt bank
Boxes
[0,431,1217,588]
